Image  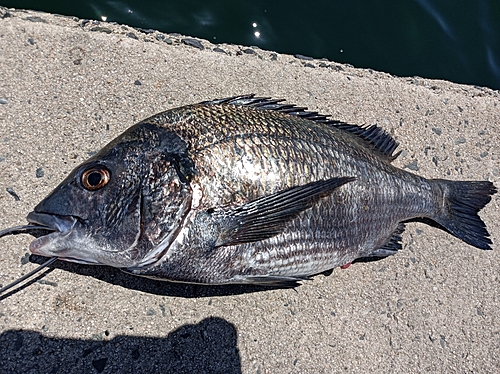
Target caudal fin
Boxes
[432,180,496,250]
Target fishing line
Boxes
[0,257,58,294]
[0,224,57,294]
[0,225,53,238]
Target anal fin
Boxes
[355,223,405,262]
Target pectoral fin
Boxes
[215,177,355,247]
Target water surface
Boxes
[2,0,499,89]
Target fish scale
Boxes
[141,103,432,280]
[2,95,494,287]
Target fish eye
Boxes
[81,166,111,191]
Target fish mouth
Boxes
[26,212,102,265]
[26,212,78,254]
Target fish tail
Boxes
[431,179,496,250]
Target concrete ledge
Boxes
[0,7,499,373]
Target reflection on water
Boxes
[252,22,261,39]
[414,0,456,40]
[412,0,500,87]
[2,0,500,89]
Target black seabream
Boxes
[0,95,496,288]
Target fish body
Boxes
[25,95,496,285]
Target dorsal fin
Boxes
[202,94,400,161]
[332,123,401,161]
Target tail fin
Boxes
[432,180,496,250]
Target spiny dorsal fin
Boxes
[202,94,400,161]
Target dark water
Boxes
[2,0,500,89]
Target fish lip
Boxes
[25,213,99,265]
[26,212,79,255]
[26,212,77,236]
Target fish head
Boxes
[27,123,194,268]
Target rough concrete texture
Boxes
[0,7,499,374]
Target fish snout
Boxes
[26,212,79,256]
[26,212,77,236]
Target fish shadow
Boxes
[0,317,241,374]
[27,255,295,298]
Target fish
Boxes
[0,94,496,289]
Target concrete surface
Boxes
[0,7,499,374]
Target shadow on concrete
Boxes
[0,254,298,299]
[2,250,389,300]
[0,317,241,374]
